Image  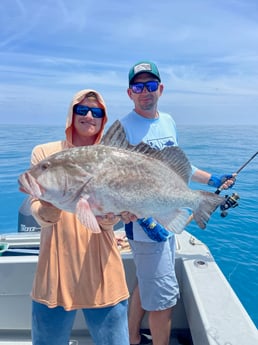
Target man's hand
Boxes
[208,174,236,189]
[38,200,62,224]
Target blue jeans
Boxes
[32,300,129,345]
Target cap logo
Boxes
[134,63,152,74]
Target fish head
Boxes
[18,153,93,211]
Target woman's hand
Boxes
[96,213,121,231]
[38,200,62,224]
[120,211,138,224]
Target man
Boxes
[118,61,234,345]
[24,90,130,345]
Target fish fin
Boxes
[157,209,191,234]
[102,121,191,184]
[193,191,224,229]
[146,146,191,184]
[76,198,101,233]
[102,121,162,157]
[101,120,131,149]
[131,144,191,184]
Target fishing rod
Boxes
[218,151,258,217]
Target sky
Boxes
[0,0,258,126]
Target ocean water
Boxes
[0,124,257,327]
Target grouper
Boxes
[18,120,224,233]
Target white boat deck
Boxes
[1,230,258,345]
[0,330,191,345]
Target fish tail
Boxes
[193,191,224,229]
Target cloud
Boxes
[0,0,258,125]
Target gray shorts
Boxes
[129,236,179,311]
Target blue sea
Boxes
[0,124,257,327]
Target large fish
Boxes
[18,120,223,233]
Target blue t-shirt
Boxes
[121,110,178,149]
[121,110,187,242]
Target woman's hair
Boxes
[85,91,98,100]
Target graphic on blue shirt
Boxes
[146,137,175,150]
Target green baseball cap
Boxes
[128,61,161,85]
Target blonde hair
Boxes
[84,91,98,100]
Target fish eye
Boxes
[40,162,51,171]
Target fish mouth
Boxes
[18,172,44,198]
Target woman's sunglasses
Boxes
[73,104,105,118]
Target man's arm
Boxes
[191,169,236,189]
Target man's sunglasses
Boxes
[130,81,159,94]
[73,104,105,118]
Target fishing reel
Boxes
[220,192,240,217]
